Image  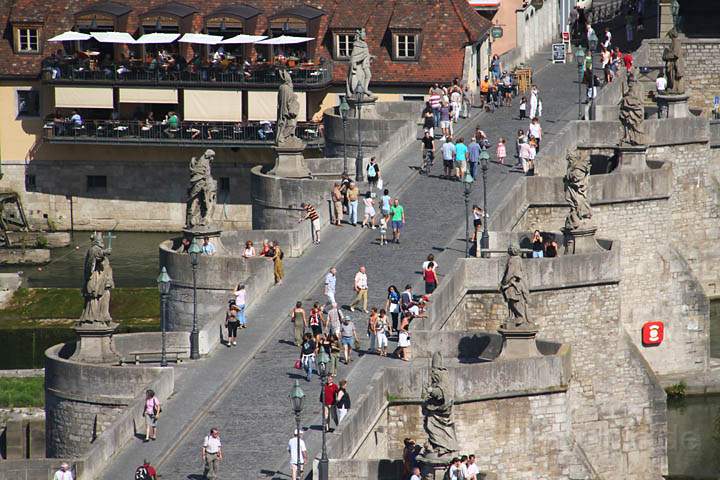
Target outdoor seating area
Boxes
[42,119,322,146]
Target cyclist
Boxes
[420,130,435,175]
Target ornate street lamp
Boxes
[354,84,365,182]
[479,151,491,258]
[156,266,171,367]
[339,97,350,176]
[462,171,475,258]
[587,33,598,120]
[289,380,305,480]
[317,349,330,480]
[575,46,585,120]
[188,238,201,360]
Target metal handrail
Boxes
[42,119,323,146]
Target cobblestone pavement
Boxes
[103,49,580,480]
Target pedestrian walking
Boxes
[291,301,306,346]
[309,303,324,340]
[142,389,161,442]
[324,267,337,307]
[450,87,462,122]
[347,181,360,226]
[390,199,405,244]
[380,188,392,220]
[366,157,380,190]
[327,302,343,337]
[225,305,239,347]
[439,101,452,138]
[441,136,456,179]
[288,429,307,480]
[331,183,343,226]
[339,316,359,363]
[327,334,340,375]
[367,307,378,353]
[468,136,480,179]
[385,285,401,333]
[528,86,539,119]
[375,309,390,356]
[361,192,377,229]
[497,138,507,165]
[272,241,284,284]
[335,379,351,423]
[423,261,439,295]
[471,205,484,242]
[519,96,527,120]
[134,460,158,480]
[322,374,340,432]
[396,327,411,361]
[299,202,321,245]
[349,266,369,313]
[379,216,388,245]
[299,332,317,381]
[454,137,467,181]
[233,284,247,329]
[201,428,222,480]
[54,463,73,480]
[429,84,442,131]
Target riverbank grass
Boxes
[0,288,159,327]
[0,377,44,407]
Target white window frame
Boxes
[394,33,418,60]
[15,27,40,53]
[334,32,354,60]
[15,87,40,118]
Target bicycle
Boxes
[420,149,434,175]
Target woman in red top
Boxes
[423,261,438,295]
[309,303,324,341]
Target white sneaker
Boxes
[233,341,237,346]
[350,307,355,312]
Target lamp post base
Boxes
[190,329,200,360]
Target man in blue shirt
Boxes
[454,137,468,181]
[201,236,216,256]
[468,137,481,179]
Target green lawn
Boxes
[0,377,44,407]
[0,288,160,326]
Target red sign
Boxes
[562,31,570,42]
[642,322,664,346]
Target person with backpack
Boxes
[134,460,157,480]
[366,157,381,190]
[142,389,161,442]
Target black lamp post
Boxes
[575,46,585,120]
[289,380,305,480]
[157,266,171,367]
[188,238,201,360]
[339,97,350,176]
[354,85,365,183]
[587,33,598,121]
[462,171,474,258]
[317,349,330,480]
[479,151,490,258]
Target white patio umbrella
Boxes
[220,34,268,44]
[91,32,137,44]
[135,33,181,44]
[255,35,315,45]
[178,33,223,45]
[49,31,92,42]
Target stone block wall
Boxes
[385,393,587,480]
[638,39,720,116]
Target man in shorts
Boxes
[339,317,359,363]
[299,202,321,244]
[454,137,467,181]
[390,198,405,244]
[441,137,456,179]
[288,429,307,480]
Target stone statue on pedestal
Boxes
[185,149,217,229]
[346,29,377,101]
[564,152,592,231]
[418,352,458,462]
[78,232,114,325]
[663,28,685,95]
[619,75,645,146]
[500,246,532,328]
[276,69,302,147]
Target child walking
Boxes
[497,137,507,165]
[379,216,388,245]
[519,96,527,120]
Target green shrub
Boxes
[35,234,48,249]
[0,377,44,407]
[666,381,687,400]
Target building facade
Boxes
[0,0,490,231]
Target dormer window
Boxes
[14,25,41,53]
[392,31,420,61]
[334,32,354,60]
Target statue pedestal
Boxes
[417,457,453,480]
[269,144,311,179]
[182,225,223,240]
[615,144,648,172]
[655,93,690,118]
[71,322,122,364]
[497,327,541,360]
[347,96,380,119]
[563,225,602,254]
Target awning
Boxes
[183,90,242,121]
[91,31,136,43]
[256,35,315,45]
[247,90,307,122]
[49,31,92,42]
[179,33,223,45]
[220,34,268,44]
[55,86,114,109]
[119,87,177,104]
[135,33,181,44]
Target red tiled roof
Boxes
[0,0,491,83]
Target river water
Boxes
[0,231,175,288]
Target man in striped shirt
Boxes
[300,203,321,245]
